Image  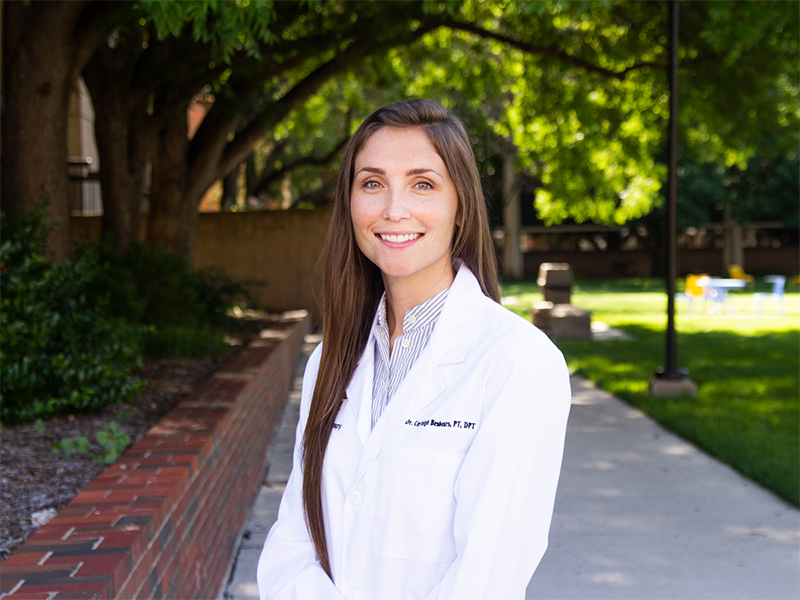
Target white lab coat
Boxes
[257,263,571,600]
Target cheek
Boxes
[437,199,460,237]
[350,194,377,225]
[350,197,376,245]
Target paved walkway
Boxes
[223,336,799,600]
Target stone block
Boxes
[543,288,572,304]
[538,263,574,305]
[531,302,592,340]
[537,263,574,287]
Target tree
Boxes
[143,1,448,257]
[79,1,446,256]
[4,1,796,262]
[82,0,282,252]
[1,1,120,261]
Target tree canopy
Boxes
[2,0,796,260]
[239,1,798,227]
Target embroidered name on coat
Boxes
[404,418,475,430]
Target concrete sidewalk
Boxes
[528,377,798,599]
[223,338,799,599]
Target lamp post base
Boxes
[648,368,697,397]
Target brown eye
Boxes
[414,181,433,190]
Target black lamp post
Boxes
[650,0,696,395]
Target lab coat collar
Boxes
[427,260,485,366]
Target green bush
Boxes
[90,238,232,327]
[1,207,146,424]
[88,238,245,357]
[1,206,248,423]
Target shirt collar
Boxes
[375,286,450,334]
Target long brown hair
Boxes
[303,99,500,578]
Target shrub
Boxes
[0,207,146,424]
[88,238,245,357]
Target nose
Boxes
[382,187,410,222]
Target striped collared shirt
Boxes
[371,287,450,429]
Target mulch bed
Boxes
[0,357,222,561]
[0,313,276,561]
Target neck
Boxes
[384,263,455,345]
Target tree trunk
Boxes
[147,115,197,257]
[722,202,743,272]
[245,153,257,198]
[1,2,89,262]
[83,49,156,253]
[502,155,523,279]
[221,166,238,211]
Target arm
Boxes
[427,338,572,600]
[257,345,344,600]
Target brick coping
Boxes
[0,314,310,600]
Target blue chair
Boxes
[753,276,786,315]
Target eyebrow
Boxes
[356,167,442,177]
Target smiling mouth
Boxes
[378,233,422,243]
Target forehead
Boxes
[355,126,445,169]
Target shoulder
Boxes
[298,342,323,418]
[448,264,561,363]
[307,340,323,373]
[474,294,563,364]
[470,298,571,417]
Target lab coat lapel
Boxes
[346,329,376,445]
[354,345,443,482]
[353,263,484,482]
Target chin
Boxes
[378,265,416,280]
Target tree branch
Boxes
[291,179,336,208]
[73,1,125,76]
[251,134,350,197]
[211,17,441,181]
[442,18,663,80]
[184,3,439,200]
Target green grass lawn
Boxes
[501,278,800,507]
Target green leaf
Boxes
[100,450,120,465]
[59,438,74,454]
[74,436,91,453]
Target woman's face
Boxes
[350,126,459,295]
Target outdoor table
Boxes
[696,277,747,314]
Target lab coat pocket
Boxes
[372,450,464,563]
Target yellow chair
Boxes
[727,264,754,290]
[686,274,708,297]
[677,274,709,313]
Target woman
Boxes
[257,100,571,600]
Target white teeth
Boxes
[380,233,421,243]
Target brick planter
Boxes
[0,313,310,600]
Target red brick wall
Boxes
[0,315,310,600]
